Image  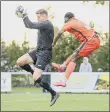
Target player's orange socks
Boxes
[65,54,73,66]
[65,61,76,79]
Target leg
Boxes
[63,54,74,66]
[53,54,81,87]
[64,55,80,81]
[61,52,78,68]
[53,37,100,87]
[52,54,74,72]
[52,41,87,72]
[16,53,34,74]
[62,37,100,85]
[16,50,37,75]
[33,68,58,98]
[53,40,88,86]
[42,75,50,93]
[34,53,60,106]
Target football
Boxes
[16,11,23,18]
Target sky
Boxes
[1,1,109,47]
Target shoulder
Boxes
[63,18,77,30]
[45,20,53,25]
[48,21,54,27]
[39,21,53,30]
[45,20,53,28]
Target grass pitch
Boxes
[1,92,109,111]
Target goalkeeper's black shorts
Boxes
[28,49,52,70]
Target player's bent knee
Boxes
[33,67,43,80]
[34,77,42,85]
[33,75,41,81]
[16,58,25,66]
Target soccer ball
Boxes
[15,5,24,18]
[16,11,23,18]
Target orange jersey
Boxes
[63,18,95,42]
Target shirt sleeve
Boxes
[23,16,49,29]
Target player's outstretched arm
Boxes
[52,30,64,47]
[15,5,28,28]
[23,17,49,29]
[15,5,48,29]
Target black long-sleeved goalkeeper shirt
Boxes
[23,16,54,49]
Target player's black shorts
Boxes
[28,49,52,70]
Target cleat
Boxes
[53,81,66,87]
[50,93,60,106]
[52,63,64,72]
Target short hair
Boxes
[64,12,75,19]
[36,9,48,15]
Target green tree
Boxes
[44,5,55,21]
[1,40,9,71]
[52,33,81,71]
[83,1,109,5]
[1,33,30,72]
[21,32,30,55]
[6,40,21,71]
[89,33,109,72]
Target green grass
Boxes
[1,92,109,111]
[12,87,42,92]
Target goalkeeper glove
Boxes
[15,5,28,19]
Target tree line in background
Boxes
[1,26,109,72]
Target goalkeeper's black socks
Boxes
[39,81,56,96]
[35,77,56,96]
[20,64,34,75]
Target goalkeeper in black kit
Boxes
[15,6,59,106]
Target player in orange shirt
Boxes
[52,12,100,87]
